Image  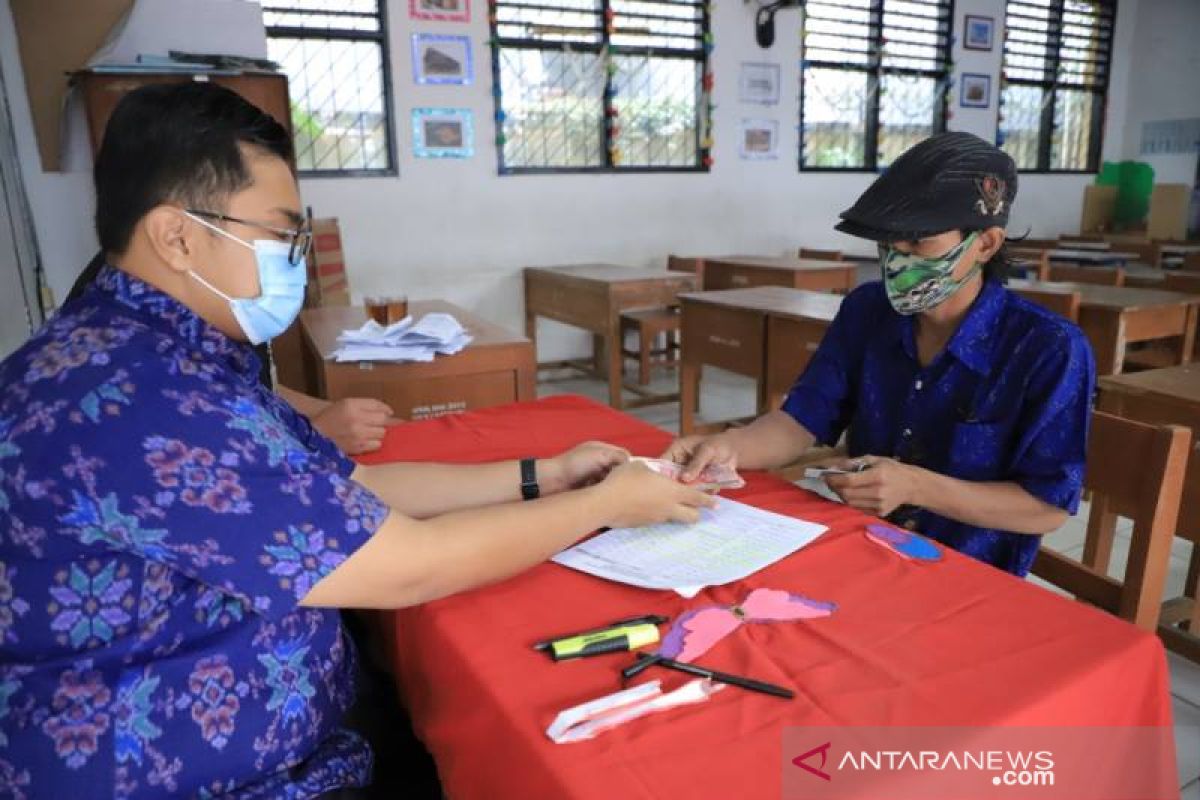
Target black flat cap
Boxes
[835,132,1018,243]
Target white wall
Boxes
[0,0,1185,359]
[1117,0,1200,186]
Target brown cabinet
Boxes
[72,69,293,164]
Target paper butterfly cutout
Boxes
[865,524,942,563]
[657,588,837,663]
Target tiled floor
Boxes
[536,365,1200,791]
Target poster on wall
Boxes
[412,34,473,85]
[963,15,995,51]
[412,108,474,158]
[959,74,991,108]
[739,119,779,160]
[739,62,780,105]
[410,0,470,23]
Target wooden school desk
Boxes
[523,265,697,409]
[1097,364,1200,661]
[361,396,1177,800]
[701,255,856,293]
[677,287,843,434]
[1008,280,1200,375]
[299,300,535,420]
[1041,248,1142,267]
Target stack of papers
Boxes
[552,497,828,597]
[332,313,473,363]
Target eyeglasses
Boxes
[186,209,312,266]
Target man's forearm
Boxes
[352,459,567,519]
[909,469,1068,535]
[724,411,817,470]
[275,384,331,418]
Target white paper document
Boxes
[552,497,828,595]
[332,313,472,362]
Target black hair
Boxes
[93,82,293,256]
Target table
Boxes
[366,396,1176,800]
[1098,365,1200,660]
[524,265,698,409]
[299,300,535,420]
[1044,248,1141,266]
[701,255,856,293]
[1059,240,1111,250]
[1009,280,1200,375]
[677,287,843,434]
[1125,264,1169,289]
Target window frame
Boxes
[999,0,1116,174]
[263,1,399,178]
[799,0,955,173]
[488,0,712,175]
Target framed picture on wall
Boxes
[739,119,779,160]
[739,62,780,105]
[960,73,991,108]
[412,34,473,85]
[963,15,995,51]
[412,108,474,158]
[409,0,470,23]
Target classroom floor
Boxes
[536,365,1200,797]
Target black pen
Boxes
[623,653,794,699]
[532,615,669,652]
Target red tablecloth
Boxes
[360,396,1175,799]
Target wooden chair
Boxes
[1184,252,1200,271]
[1047,263,1125,286]
[1164,272,1200,295]
[1012,286,1081,322]
[798,248,844,262]
[620,307,681,385]
[1032,411,1191,632]
[1097,382,1200,661]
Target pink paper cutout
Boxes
[658,588,837,662]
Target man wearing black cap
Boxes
[665,132,1096,577]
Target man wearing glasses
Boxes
[0,82,711,797]
[65,218,394,456]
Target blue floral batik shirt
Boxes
[783,279,1095,577]
[0,266,390,798]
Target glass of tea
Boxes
[364,295,409,325]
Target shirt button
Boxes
[902,428,913,438]
[914,380,923,390]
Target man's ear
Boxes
[976,226,1007,262]
[142,206,195,276]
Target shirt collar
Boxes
[93,263,261,380]
[894,279,1005,375]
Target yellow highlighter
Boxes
[534,614,668,661]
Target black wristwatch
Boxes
[520,458,540,501]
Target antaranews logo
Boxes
[789,740,1055,792]
[792,742,832,781]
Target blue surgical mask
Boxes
[185,212,307,344]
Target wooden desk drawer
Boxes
[766,316,831,401]
[681,302,764,378]
[322,366,522,420]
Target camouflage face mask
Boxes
[879,231,982,315]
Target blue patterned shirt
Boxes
[0,266,390,798]
[783,279,1095,577]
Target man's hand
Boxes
[594,461,717,527]
[541,441,630,494]
[660,433,738,482]
[312,398,399,455]
[821,455,922,518]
